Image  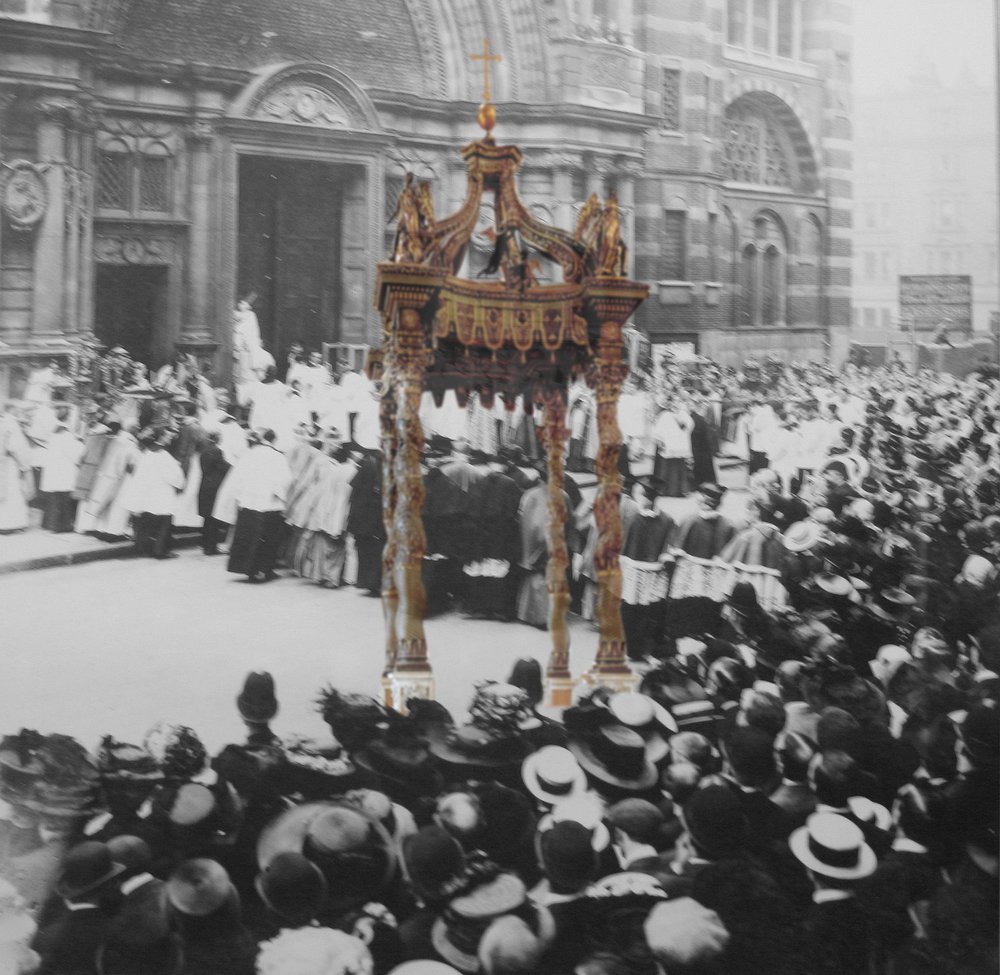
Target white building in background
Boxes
[853,64,999,337]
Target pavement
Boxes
[0,459,750,756]
[0,508,199,576]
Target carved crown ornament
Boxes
[376,77,649,406]
[1,160,49,231]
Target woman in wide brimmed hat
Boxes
[431,872,554,975]
[257,800,398,921]
[426,683,537,788]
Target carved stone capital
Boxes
[186,120,215,145]
[34,96,80,127]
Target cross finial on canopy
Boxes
[469,38,502,133]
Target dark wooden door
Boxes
[275,166,341,361]
[238,158,342,365]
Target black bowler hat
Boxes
[255,851,327,926]
[56,841,126,900]
[682,784,747,859]
[237,672,278,723]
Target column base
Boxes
[382,669,436,713]
[579,665,639,695]
[545,675,576,709]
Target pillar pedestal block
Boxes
[383,670,436,713]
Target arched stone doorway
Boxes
[218,63,390,372]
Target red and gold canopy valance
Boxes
[434,279,588,354]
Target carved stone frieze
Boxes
[254,85,352,128]
[98,115,180,153]
[94,233,175,265]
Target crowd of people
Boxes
[0,637,996,975]
[1,345,999,973]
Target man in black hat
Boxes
[659,784,748,898]
[103,834,175,966]
[720,725,794,849]
[33,841,126,975]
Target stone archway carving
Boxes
[229,62,382,132]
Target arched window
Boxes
[139,142,171,213]
[723,103,794,188]
[762,245,782,325]
[96,137,174,215]
[739,244,757,326]
[96,140,131,211]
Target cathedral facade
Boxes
[0,0,852,394]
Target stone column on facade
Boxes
[537,387,573,706]
[177,121,219,371]
[792,0,803,61]
[185,122,214,341]
[615,162,638,280]
[584,156,607,200]
[33,97,73,340]
[61,119,82,336]
[616,0,634,45]
[78,166,95,338]
[552,154,578,234]
[387,307,433,710]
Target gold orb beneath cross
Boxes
[477,101,496,132]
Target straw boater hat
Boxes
[602,693,677,765]
[521,746,587,806]
[783,521,822,553]
[789,813,877,881]
[569,726,658,794]
[537,791,611,852]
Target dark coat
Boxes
[34,905,110,975]
[106,876,171,948]
[769,781,818,830]
[801,896,876,975]
[346,454,384,540]
[197,444,231,519]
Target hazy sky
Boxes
[853,0,996,94]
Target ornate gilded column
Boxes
[387,307,433,709]
[585,283,648,692]
[539,387,573,706]
[379,345,400,697]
